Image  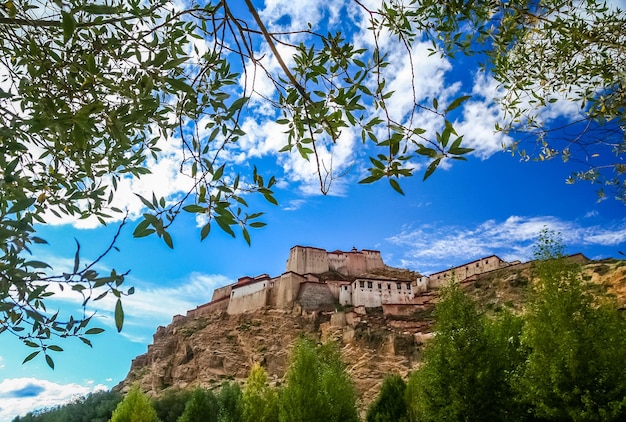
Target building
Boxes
[185,246,515,319]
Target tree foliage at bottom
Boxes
[279,337,359,422]
[515,233,626,421]
[110,385,160,422]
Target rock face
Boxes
[117,305,435,407]
[117,257,626,409]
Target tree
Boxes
[216,382,243,422]
[279,337,359,422]
[366,374,408,422]
[152,389,192,422]
[406,0,626,200]
[405,281,526,421]
[515,230,626,420]
[242,363,279,422]
[110,385,160,422]
[1,0,623,362]
[177,388,218,422]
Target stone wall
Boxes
[286,246,385,277]
[297,282,336,311]
[429,255,507,288]
[187,296,229,318]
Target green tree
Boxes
[177,388,218,422]
[216,382,243,422]
[242,363,279,422]
[153,389,193,422]
[279,337,359,422]
[516,231,626,420]
[110,386,160,422]
[406,282,525,421]
[366,374,408,422]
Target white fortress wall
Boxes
[351,278,415,308]
[227,279,270,314]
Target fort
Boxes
[183,245,515,319]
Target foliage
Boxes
[1,0,623,363]
[110,386,160,422]
[0,0,477,362]
[152,389,193,422]
[242,363,279,422]
[11,390,121,422]
[399,0,626,200]
[177,388,218,422]
[216,382,243,422]
[515,230,626,420]
[366,374,408,422]
[405,281,525,421]
[279,337,359,422]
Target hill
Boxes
[116,255,626,409]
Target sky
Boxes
[1,0,626,420]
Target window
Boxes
[359,281,365,288]
[344,286,348,291]
[406,283,411,290]
[387,284,391,290]
[396,282,402,290]
[476,263,480,267]
[367,281,373,289]
[378,283,382,289]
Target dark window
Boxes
[396,282,402,290]
[476,263,480,267]
[406,283,411,290]
[359,281,365,288]
[387,284,391,290]
[378,283,382,289]
[367,281,373,289]
[344,286,348,291]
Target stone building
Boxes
[427,255,508,288]
[185,246,515,318]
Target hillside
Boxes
[117,258,626,408]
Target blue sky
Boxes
[1,0,625,420]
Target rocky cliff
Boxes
[117,258,626,408]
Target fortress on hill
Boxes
[184,245,515,318]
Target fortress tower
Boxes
[286,246,385,276]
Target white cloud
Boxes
[387,216,626,273]
[0,378,107,422]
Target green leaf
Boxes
[423,158,442,181]
[242,227,251,246]
[115,299,124,332]
[162,231,174,249]
[389,178,405,195]
[85,327,105,335]
[82,4,118,14]
[45,354,55,369]
[446,95,471,113]
[166,77,195,95]
[135,194,155,210]
[23,351,40,364]
[61,12,76,44]
[183,204,206,213]
[8,197,36,214]
[73,240,80,274]
[359,174,383,184]
[47,345,63,352]
[200,222,211,240]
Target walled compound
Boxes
[184,245,515,318]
